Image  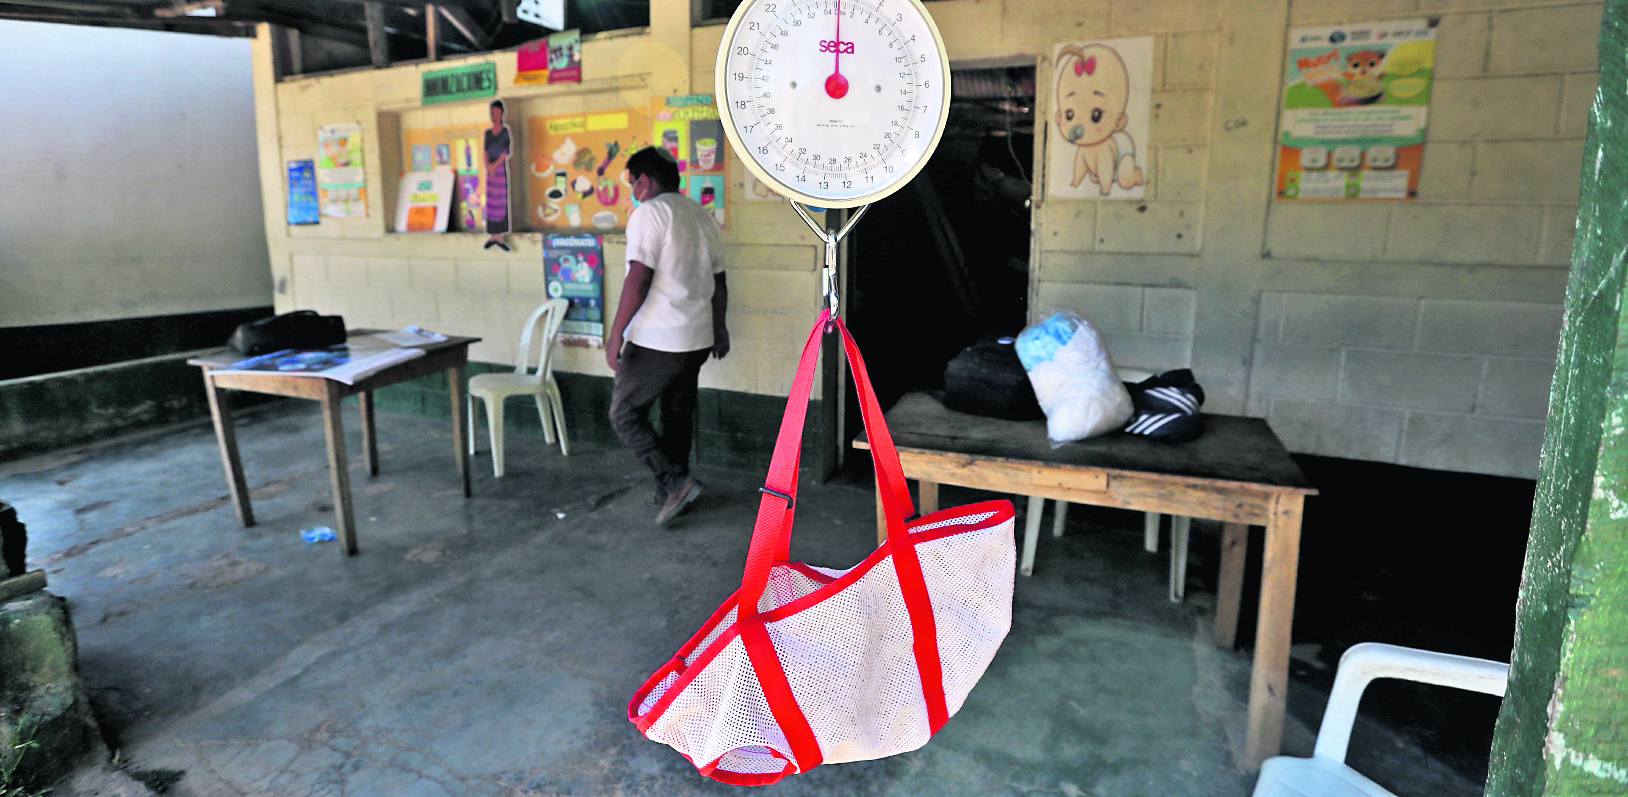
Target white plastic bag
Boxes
[1014,310,1134,444]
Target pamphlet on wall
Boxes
[317,123,368,218]
[544,234,605,346]
[394,168,456,232]
[217,345,425,386]
[287,160,320,225]
[1276,20,1435,200]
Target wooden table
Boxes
[188,334,480,556]
[855,392,1316,768]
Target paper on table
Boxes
[373,326,449,346]
[218,345,426,386]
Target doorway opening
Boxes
[839,64,1036,463]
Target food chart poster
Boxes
[544,234,605,345]
[317,123,368,218]
[526,107,648,230]
[652,94,726,226]
[1046,36,1152,201]
[1277,20,1434,200]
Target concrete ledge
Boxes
[0,351,218,461]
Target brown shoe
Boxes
[655,478,702,527]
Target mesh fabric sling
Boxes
[628,310,1016,785]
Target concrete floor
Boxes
[5,400,1489,797]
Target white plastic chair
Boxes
[467,298,570,476]
[1252,642,1510,797]
[1023,501,1188,601]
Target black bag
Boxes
[1123,369,1205,441]
[942,339,1045,421]
[227,310,346,356]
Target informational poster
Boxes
[1277,20,1435,200]
[316,123,368,218]
[286,160,319,225]
[1045,37,1152,200]
[526,107,649,230]
[544,234,605,345]
[652,94,727,226]
[516,29,582,85]
[404,125,487,231]
[394,168,455,232]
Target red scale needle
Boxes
[825,0,849,98]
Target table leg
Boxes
[1019,495,1043,576]
[448,363,471,498]
[202,373,254,528]
[917,480,938,516]
[1214,522,1249,649]
[320,382,359,556]
[1244,493,1305,768]
[359,390,379,477]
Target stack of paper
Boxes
[218,345,427,386]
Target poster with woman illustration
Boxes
[483,99,513,250]
[1045,37,1152,200]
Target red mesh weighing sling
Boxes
[628,310,1016,785]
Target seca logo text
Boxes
[818,39,856,54]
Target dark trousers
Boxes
[610,343,711,496]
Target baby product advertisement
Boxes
[1276,20,1435,200]
[1045,36,1152,200]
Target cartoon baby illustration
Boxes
[1055,43,1144,196]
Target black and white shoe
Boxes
[1123,369,1205,441]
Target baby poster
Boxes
[1046,37,1152,200]
[544,234,605,345]
[1277,20,1435,200]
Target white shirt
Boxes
[623,191,725,352]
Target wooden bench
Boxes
[855,392,1317,768]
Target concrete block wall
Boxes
[1027,0,1595,479]
[244,0,1602,480]
[1249,291,1558,477]
[252,27,827,402]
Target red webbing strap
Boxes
[836,323,949,732]
[731,311,829,775]
[739,620,824,772]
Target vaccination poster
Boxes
[316,123,368,218]
[544,234,605,345]
[1277,20,1435,200]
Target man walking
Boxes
[606,147,729,526]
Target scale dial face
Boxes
[715,0,951,208]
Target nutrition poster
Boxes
[652,94,727,227]
[316,123,368,218]
[525,107,649,230]
[1277,20,1435,200]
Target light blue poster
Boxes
[286,160,319,225]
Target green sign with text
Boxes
[422,63,497,104]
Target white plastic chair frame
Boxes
[1021,500,1190,602]
[467,298,571,477]
[1251,642,1510,797]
